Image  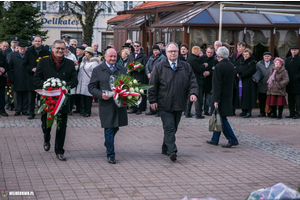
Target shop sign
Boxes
[41,17,80,25]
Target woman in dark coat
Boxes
[236,48,257,118]
[266,57,289,119]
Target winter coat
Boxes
[211,59,235,117]
[187,53,205,87]
[203,55,215,94]
[88,62,128,128]
[145,53,166,75]
[179,54,188,61]
[148,59,198,111]
[236,56,257,109]
[128,49,148,84]
[33,55,78,114]
[117,57,129,69]
[230,52,244,89]
[23,46,50,91]
[7,52,27,91]
[285,54,300,93]
[256,60,275,93]
[266,66,289,96]
[0,53,8,88]
[76,56,100,97]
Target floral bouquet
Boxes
[35,77,70,128]
[127,61,144,74]
[5,78,13,104]
[104,74,152,107]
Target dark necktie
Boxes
[172,62,176,71]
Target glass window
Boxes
[169,29,175,43]
[123,1,128,10]
[187,10,215,24]
[238,13,271,24]
[37,1,41,9]
[42,1,47,10]
[61,31,83,46]
[102,33,114,51]
[274,30,298,59]
[108,1,112,13]
[266,14,300,23]
[162,29,168,44]
[101,2,106,13]
[59,2,64,11]
[189,29,216,48]
[175,29,183,47]
[155,30,161,42]
[221,30,233,45]
[129,1,133,9]
[208,7,243,24]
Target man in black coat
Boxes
[7,41,28,116]
[185,46,205,119]
[127,41,148,114]
[179,43,189,61]
[88,48,128,164]
[23,35,50,119]
[3,37,20,59]
[33,40,78,161]
[285,45,300,119]
[206,46,239,148]
[148,42,198,161]
[0,52,8,116]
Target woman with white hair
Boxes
[206,46,239,148]
[76,47,100,117]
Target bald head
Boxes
[105,48,117,66]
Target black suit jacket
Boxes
[187,53,205,87]
[3,48,13,60]
[179,54,188,61]
[128,49,148,84]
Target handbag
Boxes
[208,108,223,132]
[252,70,264,83]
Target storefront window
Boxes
[175,29,183,46]
[275,30,298,59]
[189,29,216,48]
[61,31,82,45]
[245,30,271,61]
[155,30,161,42]
[169,29,175,43]
[162,29,167,44]
[102,33,114,51]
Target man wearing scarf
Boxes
[33,40,78,161]
[23,35,50,120]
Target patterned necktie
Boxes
[110,65,114,71]
[172,62,176,71]
[265,62,269,68]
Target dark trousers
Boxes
[211,117,238,144]
[41,113,68,155]
[14,91,28,113]
[258,93,267,114]
[287,93,300,116]
[232,88,237,114]
[186,85,203,117]
[80,95,93,115]
[73,94,81,112]
[104,127,119,158]
[203,92,211,113]
[160,110,182,155]
[0,87,6,113]
[132,93,147,112]
[28,91,36,116]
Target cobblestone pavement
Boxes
[1,104,300,200]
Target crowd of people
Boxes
[0,33,299,163]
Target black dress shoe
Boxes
[162,151,169,156]
[44,142,50,151]
[83,113,90,117]
[204,112,211,116]
[73,110,80,113]
[242,113,251,118]
[221,142,239,148]
[258,113,266,117]
[206,140,218,146]
[145,111,155,115]
[135,110,142,115]
[108,157,116,164]
[0,112,8,116]
[169,152,177,161]
[22,112,29,116]
[56,154,66,161]
[286,115,294,118]
[8,107,13,111]
[239,112,246,117]
[155,113,160,117]
[14,112,21,116]
[196,115,205,119]
[127,109,137,114]
[185,114,193,118]
[28,115,35,120]
[293,115,300,119]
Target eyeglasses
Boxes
[167,50,178,54]
[70,44,76,46]
[55,47,65,50]
[133,45,140,47]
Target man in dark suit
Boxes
[0,51,8,117]
[127,41,148,114]
[88,48,128,164]
[148,42,198,161]
[206,46,239,148]
[23,35,50,119]
[7,41,28,116]
[33,40,78,161]
[179,43,189,61]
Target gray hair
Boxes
[70,39,78,45]
[53,40,66,47]
[166,42,179,51]
[214,41,222,46]
[216,46,229,58]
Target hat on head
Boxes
[122,43,131,48]
[290,45,299,50]
[263,52,272,56]
[152,44,160,51]
[10,37,20,42]
[274,57,284,65]
[18,41,28,47]
[84,47,94,54]
[62,34,71,40]
[105,46,112,51]
[156,41,164,45]
[76,45,85,50]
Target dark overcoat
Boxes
[211,59,235,117]
[128,49,148,84]
[256,60,275,93]
[145,53,166,75]
[203,55,215,94]
[285,54,300,94]
[148,59,198,111]
[88,62,128,128]
[7,52,27,91]
[3,48,13,59]
[33,55,78,114]
[187,53,205,87]
[236,56,257,109]
[230,52,244,90]
[0,53,8,88]
[23,46,50,91]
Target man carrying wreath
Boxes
[33,40,78,161]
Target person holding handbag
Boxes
[75,47,100,117]
[266,57,289,119]
[206,46,239,148]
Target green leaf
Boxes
[38,104,47,114]
[137,84,153,90]
[46,112,55,129]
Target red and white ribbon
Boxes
[133,64,141,70]
[111,84,142,106]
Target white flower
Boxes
[127,95,132,100]
[6,92,9,95]
[56,78,60,82]
[62,86,66,91]
[135,87,139,92]
[129,88,135,92]
[139,89,144,94]
[45,82,51,87]
[57,83,62,87]
[128,82,132,86]
[62,81,66,85]
[133,80,138,84]
[135,95,139,100]
[51,83,56,87]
